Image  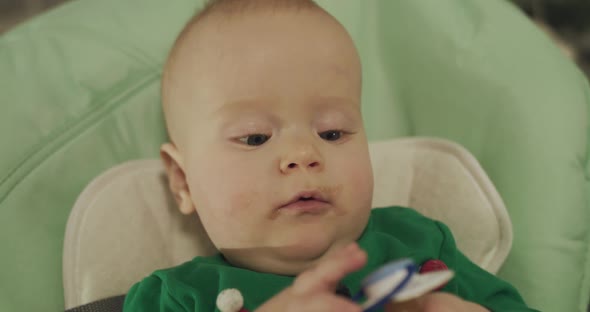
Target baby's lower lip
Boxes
[279,199,330,215]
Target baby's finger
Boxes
[303,294,362,312]
[293,243,367,294]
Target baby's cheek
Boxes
[348,163,373,191]
[345,162,374,209]
[229,191,260,215]
[223,190,269,244]
[203,191,262,249]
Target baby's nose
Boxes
[279,147,323,174]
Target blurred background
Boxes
[0,0,69,33]
[1,0,589,79]
[514,0,590,78]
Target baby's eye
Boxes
[319,130,343,141]
[238,134,270,146]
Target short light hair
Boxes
[161,0,325,143]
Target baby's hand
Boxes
[255,243,367,312]
[385,293,490,312]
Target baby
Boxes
[124,0,537,311]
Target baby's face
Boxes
[169,9,373,274]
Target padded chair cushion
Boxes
[62,138,512,308]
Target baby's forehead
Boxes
[162,1,361,143]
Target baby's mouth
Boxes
[276,190,331,215]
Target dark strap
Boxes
[65,295,126,312]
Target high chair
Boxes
[1,0,588,311]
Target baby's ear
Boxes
[160,143,196,215]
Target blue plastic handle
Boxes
[352,258,416,312]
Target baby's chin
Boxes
[219,239,349,275]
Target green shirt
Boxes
[123,206,538,311]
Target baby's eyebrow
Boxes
[211,95,360,121]
[212,98,276,119]
[211,100,279,130]
[308,96,361,116]
[308,96,359,108]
